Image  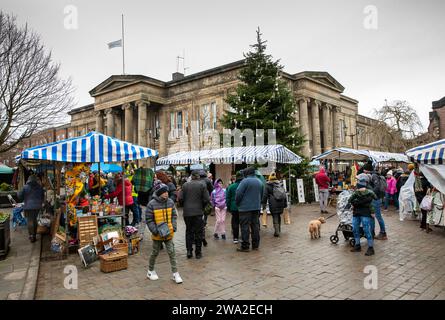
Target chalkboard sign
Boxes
[78,244,97,267]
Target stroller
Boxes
[329,190,364,247]
[8,194,27,230]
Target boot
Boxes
[365,247,375,256]
[195,250,202,259]
[187,249,193,259]
[350,245,361,252]
[273,224,280,237]
[202,238,208,247]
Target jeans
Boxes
[319,189,329,211]
[239,211,260,249]
[149,239,177,273]
[352,215,374,248]
[384,192,399,210]
[371,199,386,234]
[184,216,203,253]
[272,213,282,233]
[230,211,240,240]
[132,196,141,225]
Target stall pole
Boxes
[288,164,292,215]
[98,162,101,196]
[122,162,125,226]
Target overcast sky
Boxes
[2,0,444,129]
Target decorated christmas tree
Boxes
[221,27,304,156]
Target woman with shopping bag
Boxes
[18,175,44,243]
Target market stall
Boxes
[18,131,158,267]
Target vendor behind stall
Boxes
[104,174,135,225]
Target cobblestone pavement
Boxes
[0,208,41,300]
[35,204,445,300]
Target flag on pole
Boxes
[107,39,122,49]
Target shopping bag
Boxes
[420,195,433,211]
[283,208,291,225]
[261,210,268,227]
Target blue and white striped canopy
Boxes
[313,148,409,163]
[406,139,445,164]
[20,131,158,163]
[156,145,302,165]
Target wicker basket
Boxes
[99,251,128,273]
[112,238,128,255]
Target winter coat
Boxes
[262,181,287,214]
[182,179,211,217]
[348,189,377,217]
[145,194,177,241]
[104,179,134,206]
[386,177,397,195]
[18,180,44,211]
[211,181,226,209]
[235,175,264,212]
[315,169,330,190]
[226,179,241,212]
[397,174,410,193]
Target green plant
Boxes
[0,183,12,191]
[0,212,10,223]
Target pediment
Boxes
[296,71,345,92]
[89,75,165,97]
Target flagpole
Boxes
[122,14,125,75]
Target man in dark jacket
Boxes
[363,163,387,240]
[18,175,44,243]
[348,177,377,256]
[235,167,264,252]
[226,171,243,243]
[199,170,214,246]
[262,172,287,237]
[182,170,210,259]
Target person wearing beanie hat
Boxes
[268,172,277,182]
[226,171,244,244]
[145,181,182,284]
[408,163,415,172]
[384,170,398,211]
[348,178,377,256]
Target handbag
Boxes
[283,208,291,225]
[156,207,171,239]
[420,195,433,211]
[261,210,268,227]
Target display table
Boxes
[97,214,125,227]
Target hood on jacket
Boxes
[152,193,168,203]
[214,179,223,188]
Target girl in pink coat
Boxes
[384,170,399,211]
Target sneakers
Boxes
[146,270,159,281]
[374,233,388,240]
[214,233,219,240]
[221,234,226,240]
[233,238,239,244]
[365,247,375,256]
[172,272,183,284]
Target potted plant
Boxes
[0,211,11,260]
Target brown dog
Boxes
[309,217,326,239]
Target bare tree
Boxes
[372,100,424,152]
[0,11,74,154]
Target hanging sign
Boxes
[297,179,305,203]
[313,178,319,202]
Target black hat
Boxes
[362,163,374,172]
[191,170,201,178]
[155,183,169,196]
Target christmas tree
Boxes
[221,27,305,157]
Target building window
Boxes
[177,111,183,136]
[155,114,160,139]
[212,102,217,129]
[184,110,188,135]
[202,104,210,130]
[170,112,175,137]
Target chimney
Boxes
[172,72,184,81]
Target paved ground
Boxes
[35,204,445,300]
[0,208,41,300]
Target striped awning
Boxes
[406,139,445,164]
[19,131,158,163]
[313,148,371,161]
[156,145,302,165]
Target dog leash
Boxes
[325,213,337,220]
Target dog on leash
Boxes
[308,217,326,239]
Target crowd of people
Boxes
[314,160,444,257]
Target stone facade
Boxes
[428,96,445,140]
[67,60,384,161]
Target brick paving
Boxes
[35,204,445,300]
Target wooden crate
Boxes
[77,216,98,247]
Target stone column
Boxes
[122,103,133,143]
[298,97,311,158]
[332,106,340,148]
[105,108,115,137]
[115,111,122,140]
[95,111,104,133]
[159,110,167,156]
[137,101,149,146]
[322,104,333,151]
[311,100,322,156]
